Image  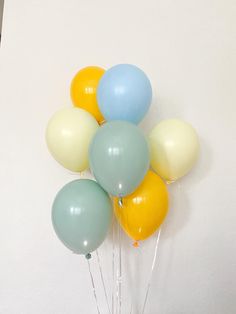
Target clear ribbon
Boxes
[96,250,111,314]
[87,258,101,314]
[116,224,122,314]
[112,216,116,314]
[141,229,162,314]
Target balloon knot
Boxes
[133,241,139,248]
[85,253,91,260]
[118,197,123,207]
[166,180,175,185]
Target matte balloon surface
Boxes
[114,171,168,241]
[52,179,113,255]
[89,121,150,196]
[97,64,152,124]
[149,119,199,182]
[46,107,98,172]
[71,66,105,124]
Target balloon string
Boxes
[116,198,123,314]
[112,216,116,314]
[117,224,122,314]
[130,304,133,314]
[141,229,161,314]
[96,250,111,314]
[87,258,101,314]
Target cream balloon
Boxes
[149,119,199,182]
[46,107,99,172]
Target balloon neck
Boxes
[166,179,176,185]
[133,241,139,248]
[118,197,123,207]
[85,253,92,260]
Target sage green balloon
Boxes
[52,179,112,255]
[89,121,150,196]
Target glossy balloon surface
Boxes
[97,64,152,124]
[52,179,113,255]
[114,171,168,241]
[71,66,105,124]
[46,107,98,172]
[149,119,199,182]
[89,121,150,196]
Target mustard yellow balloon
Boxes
[46,107,99,172]
[114,171,168,242]
[149,119,199,182]
[70,66,105,124]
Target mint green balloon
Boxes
[52,179,112,255]
[89,121,150,196]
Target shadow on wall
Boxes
[0,0,4,42]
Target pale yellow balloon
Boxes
[46,107,99,172]
[149,119,199,182]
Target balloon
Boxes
[70,66,105,124]
[97,64,152,124]
[89,121,150,196]
[46,107,98,172]
[149,119,199,182]
[114,170,168,242]
[52,179,113,255]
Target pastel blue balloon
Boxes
[52,179,112,256]
[97,64,152,124]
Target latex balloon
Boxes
[97,64,152,124]
[70,66,105,124]
[114,171,168,242]
[46,107,98,172]
[89,121,150,196]
[52,179,113,255]
[149,119,199,182]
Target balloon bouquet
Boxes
[46,64,199,311]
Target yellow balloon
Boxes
[149,119,199,182]
[114,171,168,242]
[46,107,99,172]
[70,66,105,124]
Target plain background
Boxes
[0,0,236,313]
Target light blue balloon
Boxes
[97,64,152,124]
[52,179,112,256]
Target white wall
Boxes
[0,0,235,313]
